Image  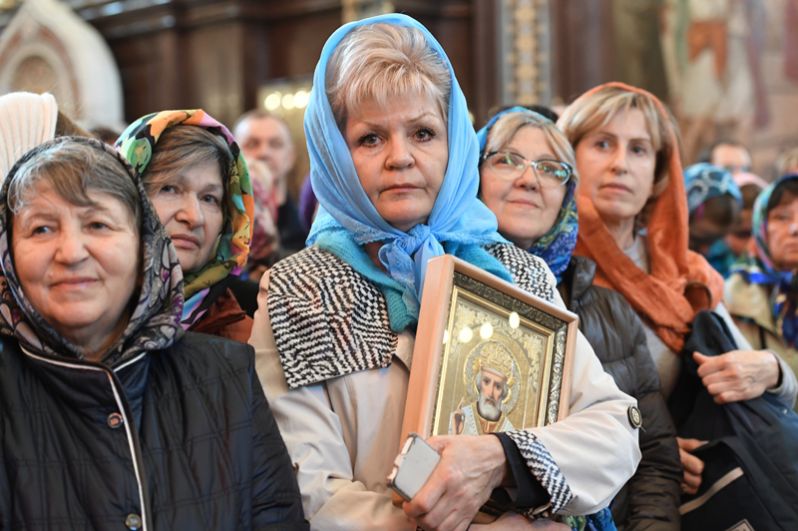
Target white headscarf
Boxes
[0,92,58,182]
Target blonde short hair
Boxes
[482,110,578,183]
[557,85,676,199]
[325,23,451,128]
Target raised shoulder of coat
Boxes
[484,243,555,302]
[266,246,397,389]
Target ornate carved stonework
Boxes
[341,0,393,23]
[0,0,123,129]
[500,0,552,106]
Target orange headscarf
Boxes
[571,82,724,352]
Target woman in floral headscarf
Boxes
[250,13,640,530]
[726,173,798,408]
[117,110,256,341]
[0,136,305,529]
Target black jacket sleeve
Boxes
[491,432,549,511]
[563,256,682,531]
[249,365,309,530]
[619,311,682,531]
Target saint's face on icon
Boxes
[476,367,508,422]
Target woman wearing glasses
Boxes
[478,107,681,529]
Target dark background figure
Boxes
[683,163,742,259]
[708,171,768,278]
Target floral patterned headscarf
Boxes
[116,110,254,329]
[0,136,184,366]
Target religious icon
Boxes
[401,255,577,442]
[449,339,520,435]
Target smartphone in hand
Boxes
[387,433,441,501]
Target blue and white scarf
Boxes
[684,162,741,216]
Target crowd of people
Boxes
[0,12,796,531]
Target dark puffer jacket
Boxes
[0,332,308,531]
[559,257,681,531]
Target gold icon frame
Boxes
[401,255,577,442]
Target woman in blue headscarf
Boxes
[478,108,681,529]
[726,173,798,409]
[250,14,639,530]
[683,163,742,258]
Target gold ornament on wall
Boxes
[342,0,393,23]
[501,0,551,105]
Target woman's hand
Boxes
[677,437,706,495]
[402,435,508,531]
[693,350,781,404]
[470,513,568,530]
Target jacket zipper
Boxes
[20,348,151,530]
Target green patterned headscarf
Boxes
[116,109,253,329]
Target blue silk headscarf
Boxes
[305,13,510,330]
[475,107,578,283]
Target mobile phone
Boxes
[387,433,441,501]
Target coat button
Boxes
[627,406,643,428]
[125,513,142,530]
[107,412,124,429]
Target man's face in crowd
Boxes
[236,116,296,183]
[711,143,752,175]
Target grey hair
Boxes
[482,110,578,182]
[8,137,141,228]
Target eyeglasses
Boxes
[482,151,573,187]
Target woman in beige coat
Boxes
[250,14,640,531]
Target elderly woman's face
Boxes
[575,108,656,227]
[147,161,225,273]
[345,91,448,232]
[12,182,139,353]
[480,126,567,249]
[767,191,798,270]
